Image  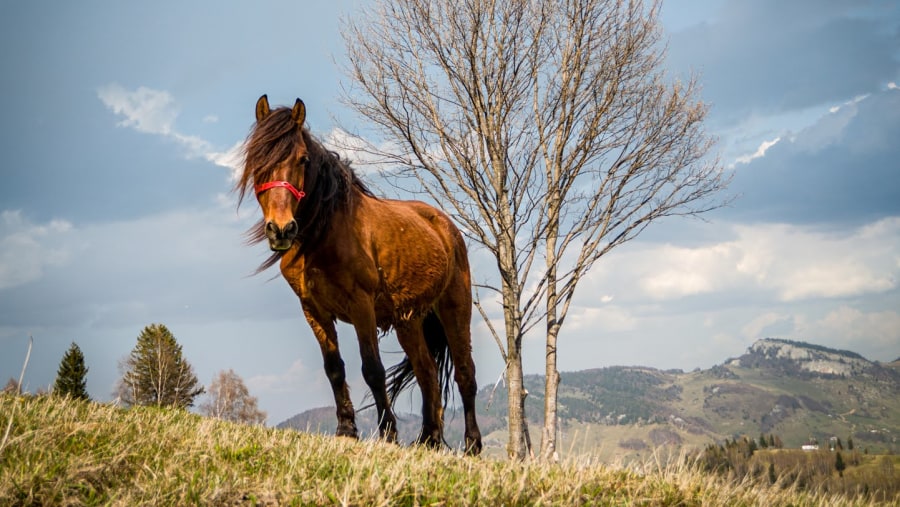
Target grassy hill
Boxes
[0,393,871,506]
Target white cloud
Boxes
[737,306,900,362]
[806,306,900,357]
[741,312,790,341]
[567,305,638,333]
[247,359,315,394]
[97,83,243,174]
[0,211,76,289]
[731,136,781,167]
[737,219,900,302]
[584,217,900,305]
[97,84,178,135]
[208,140,246,181]
[639,243,739,299]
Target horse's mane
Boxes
[236,107,374,271]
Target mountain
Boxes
[278,338,900,461]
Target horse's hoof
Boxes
[335,424,359,440]
[381,429,399,445]
[464,438,483,456]
[415,432,443,450]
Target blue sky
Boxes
[1,0,898,426]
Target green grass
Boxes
[0,394,881,506]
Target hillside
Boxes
[280,338,900,462]
[1,393,855,506]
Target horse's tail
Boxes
[386,310,454,407]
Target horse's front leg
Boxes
[304,307,358,439]
[353,308,398,443]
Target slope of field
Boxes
[0,393,859,506]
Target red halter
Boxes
[254,181,306,201]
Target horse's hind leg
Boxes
[436,289,483,455]
[396,320,444,448]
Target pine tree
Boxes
[835,451,846,478]
[200,369,267,424]
[53,342,90,400]
[116,324,204,408]
[847,435,854,450]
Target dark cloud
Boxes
[666,0,900,122]
[723,89,900,224]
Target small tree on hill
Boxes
[835,451,846,477]
[116,324,204,408]
[200,369,267,425]
[53,342,90,400]
[3,378,21,395]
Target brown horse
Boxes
[236,95,482,455]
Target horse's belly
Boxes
[375,256,449,324]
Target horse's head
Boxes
[247,95,310,252]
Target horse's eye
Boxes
[298,155,310,166]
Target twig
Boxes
[0,335,33,453]
[473,287,506,362]
[485,368,506,411]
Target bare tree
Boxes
[342,0,727,460]
[2,378,20,395]
[200,369,267,425]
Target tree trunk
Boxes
[502,275,531,460]
[541,196,561,462]
[541,322,561,461]
[505,337,528,459]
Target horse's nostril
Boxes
[265,221,278,235]
[284,219,298,236]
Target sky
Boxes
[1,0,898,426]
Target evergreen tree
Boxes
[847,435,854,450]
[772,435,784,448]
[767,462,777,485]
[53,342,90,400]
[116,324,204,408]
[835,451,846,477]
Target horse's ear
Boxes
[291,99,306,127]
[255,94,271,122]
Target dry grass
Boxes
[0,394,880,506]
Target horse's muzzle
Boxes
[265,219,298,251]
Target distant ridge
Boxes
[733,338,897,380]
[750,338,866,360]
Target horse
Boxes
[236,95,482,455]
